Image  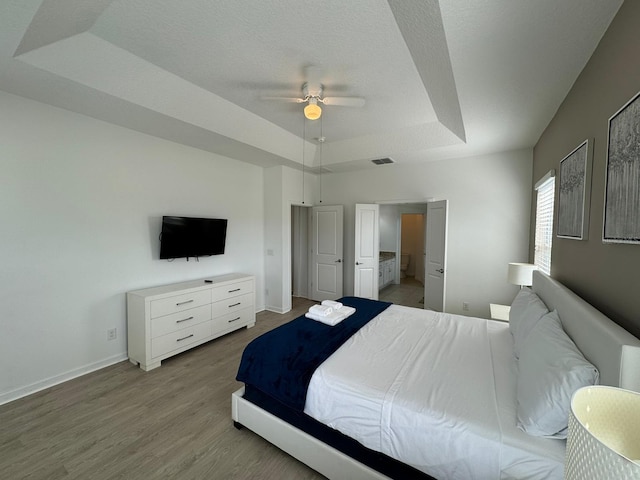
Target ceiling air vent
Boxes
[371,157,395,165]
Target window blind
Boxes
[534,171,555,275]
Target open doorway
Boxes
[378,204,427,309]
[397,213,425,306]
[291,205,310,299]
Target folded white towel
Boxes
[309,304,333,317]
[321,300,343,310]
[305,311,346,326]
[337,306,356,317]
[305,306,356,326]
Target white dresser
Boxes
[127,273,255,371]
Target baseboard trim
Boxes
[0,352,128,406]
[265,304,289,314]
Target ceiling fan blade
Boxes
[320,96,366,107]
[260,96,305,103]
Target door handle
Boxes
[356,262,363,265]
[436,268,444,273]
[335,259,342,263]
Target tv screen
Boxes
[159,216,228,259]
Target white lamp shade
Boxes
[507,262,537,286]
[565,386,640,479]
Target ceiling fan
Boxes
[262,79,365,120]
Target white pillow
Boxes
[516,309,599,439]
[509,288,549,358]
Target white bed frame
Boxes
[231,271,640,479]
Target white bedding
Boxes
[304,305,565,480]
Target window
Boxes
[534,171,555,275]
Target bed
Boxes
[231,271,640,479]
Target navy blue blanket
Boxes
[236,296,391,411]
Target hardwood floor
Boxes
[0,297,326,480]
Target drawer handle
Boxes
[176,316,194,324]
[176,334,194,342]
[228,317,241,323]
[229,302,241,308]
[228,288,241,293]
[176,299,194,306]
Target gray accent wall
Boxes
[532,0,640,337]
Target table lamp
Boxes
[565,386,640,479]
[507,262,537,288]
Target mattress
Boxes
[304,305,565,480]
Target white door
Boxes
[310,205,343,301]
[354,203,379,299]
[424,200,448,311]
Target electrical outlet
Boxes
[462,302,470,311]
[107,328,117,341]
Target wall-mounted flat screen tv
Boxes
[159,216,228,259]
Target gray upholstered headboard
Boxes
[531,271,640,392]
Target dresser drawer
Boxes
[212,307,253,332]
[150,304,211,339]
[151,321,212,358]
[211,280,253,302]
[211,292,253,318]
[150,289,211,318]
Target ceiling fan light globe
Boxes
[304,103,322,120]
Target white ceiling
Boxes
[0,0,623,172]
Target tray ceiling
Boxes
[0,0,623,172]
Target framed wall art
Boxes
[603,91,640,244]
[558,139,592,240]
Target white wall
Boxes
[320,149,533,317]
[379,205,399,252]
[263,167,285,312]
[0,91,265,404]
[263,165,316,313]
